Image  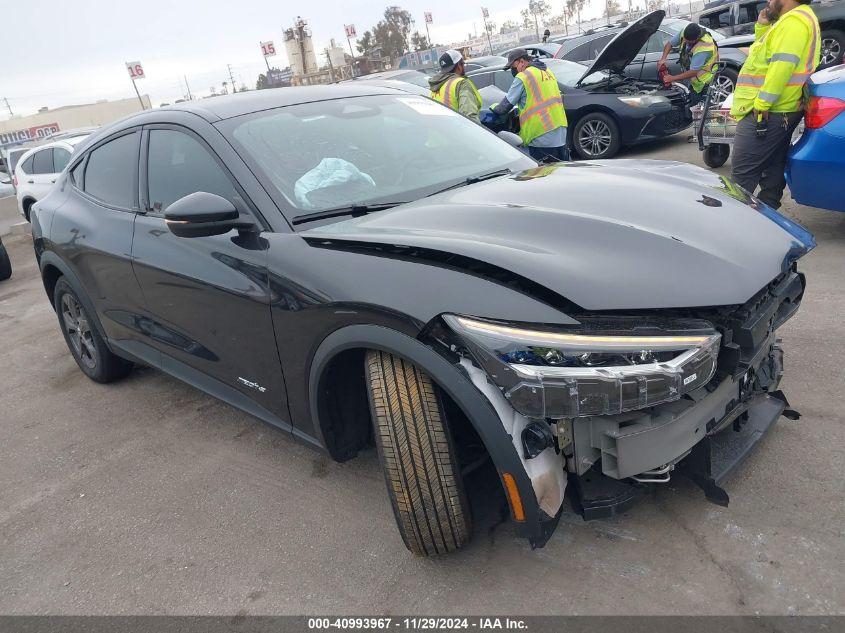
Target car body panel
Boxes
[787,64,845,212]
[303,160,814,311]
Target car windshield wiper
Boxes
[426,168,513,197]
[292,202,407,226]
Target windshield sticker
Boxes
[397,97,453,116]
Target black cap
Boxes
[683,23,702,41]
[504,48,529,70]
[438,49,463,72]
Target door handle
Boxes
[51,179,56,183]
[27,179,34,184]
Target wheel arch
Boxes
[21,196,37,221]
[308,323,543,533]
[39,251,110,345]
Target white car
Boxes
[14,135,89,221]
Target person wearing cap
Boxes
[658,23,720,110]
[489,48,569,161]
[429,49,482,123]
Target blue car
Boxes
[787,63,845,212]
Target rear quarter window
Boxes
[82,131,140,208]
[19,155,34,175]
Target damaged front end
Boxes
[431,268,807,548]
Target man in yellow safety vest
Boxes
[659,23,720,110]
[729,0,820,209]
[429,49,482,123]
[489,48,569,161]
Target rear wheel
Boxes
[0,239,11,281]
[364,350,472,556]
[573,113,621,160]
[53,278,133,383]
[820,29,844,68]
[703,143,730,168]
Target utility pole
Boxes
[184,75,193,100]
[227,64,237,93]
[481,8,493,55]
[2,97,12,117]
[325,49,336,82]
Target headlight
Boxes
[617,95,670,108]
[443,315,720,419]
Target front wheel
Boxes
[365,350,472,556]
[573,113,621,160]
[703,143,730,168]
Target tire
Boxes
[22,199,34,223]
[0,239,11,281]
[364,350,471,556]
[53,278,133,383]
[711,67,738,105]
[573,112,621,160]
[703,143,730,168]
[820,29,844,69]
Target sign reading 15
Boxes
[126,62,145,79]
[261,41,276,57]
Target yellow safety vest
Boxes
[731,5,821,119]
[516,65,568,146]
[431,76,482,114]
[682,33,719,93]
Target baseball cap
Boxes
[683,23,702,41]
[438,49,463,72]
[504,48,529,70]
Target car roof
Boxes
[159,84,410,121]
[16,136,86,163]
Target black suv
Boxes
[32,83,814,556]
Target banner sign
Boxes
[0,122,61,148]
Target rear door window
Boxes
[146,128,241,214]
[647,31,671,54]
[565,40,595,62]
[83,131,140,208]
[32,149,54,175]
[494,70,515,92]
[470,72,494,89]
[589,34,615,59]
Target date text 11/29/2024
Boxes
[308,618,528,630]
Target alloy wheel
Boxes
[821,37,841,66]
[578,120,612,157]
[711,75,735,105]
[61,293,98,370]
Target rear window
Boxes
[83,131,139,208]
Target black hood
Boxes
[304,160,815,311]
[577,10,665,86]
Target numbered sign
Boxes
[482,7,489,18]
[126,61,145,79]
[424,12,433,24]
[344,24,356,38]
[260,41,276,57]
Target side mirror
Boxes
[497,130,523,148]
[164,191,255,238]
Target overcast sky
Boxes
[3,0,611,119]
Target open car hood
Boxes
[577,10,665,86]
[303,160,815,311]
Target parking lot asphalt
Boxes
[1,135,843,616]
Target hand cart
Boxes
[694,65,737,168]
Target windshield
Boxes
[225,94,533,218]
[544,59,609,86]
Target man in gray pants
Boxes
[731,111,803,210]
